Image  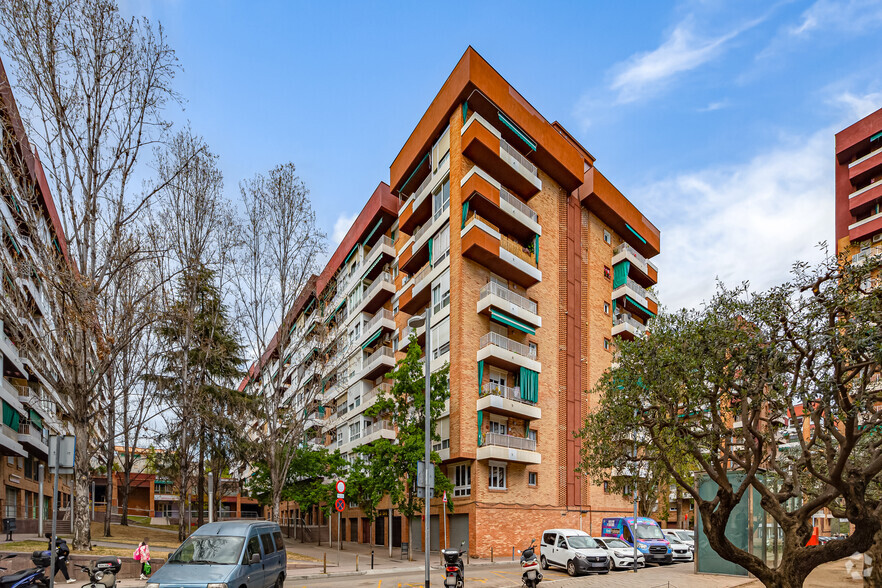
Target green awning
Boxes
[6,230,20,255]
[462,101,468,124]
[362,218,383,248]
[477,409,483,446]
[304,321,317,337]
[400,151,431,195]
[489,309,535,335]
[361,328,383,350]
[872,131,882,142]
[519,367,538,403]
[2,401,19,431]
[362,254,383,279]
[498,112,537,151]
[613,261,630,289]
[303,297,316,314]
[534,234,539,265]
[323,299,346,324]
[428,237,434,267]
[343,245,358,266]
[478,360,484,395]
[625,223,647,244]
[625,294,655,317]
[28,409,42,430]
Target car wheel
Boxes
[567,560,577,576]
[276,574,284,588]
[540,555,548,570]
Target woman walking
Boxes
[134,538,150,580]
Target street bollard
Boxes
[491,546,494,563]
[323,552,326,574]
[356,554,359,572]
[467,550,470,565]
[371,550,374,570]
[512,546,515,561]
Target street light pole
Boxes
[632,410,638,574]
[408,303,432,588]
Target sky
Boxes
[114,0,882,311]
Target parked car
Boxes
[663,528,695,548]
[601,517,672,565]
[539,529,610,576]
[668,536,693,562]
[146,520,287,588]
[592,536,645,570]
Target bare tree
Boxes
[0,0,183,548]
[234,163,326,522]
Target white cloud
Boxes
[790,0,882,36]
[830,91,882,123]
[643,129,834,311]
[610,16,763,103]
[332,212,357,245]
[699,100,729,112]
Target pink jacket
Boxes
[135,544,150,562]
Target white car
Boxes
[663,528,695,548]
[540,529,610,576]
[668,536,693,562]
[592,536,646,570]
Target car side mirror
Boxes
[250,553,261,564]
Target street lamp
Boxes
[407,304,432,588]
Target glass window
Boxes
[603,230,611,244]
[432,223,450,265]
[604,266,611,279]
[528,472,537,486]
[556,535,567,548]
[431,317,450,359]
[489,464,506,489]
[433,179,450,219]
[453,464,471,497]
[567,536,597,549]
[489,419,506,435]
[260,533,274,555]
[432,269,450,314]
[604,302,610,315]
[167,535,246,565]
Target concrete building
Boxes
[836,107,882,262]
[251,47,660,556]
[0,57,74,532]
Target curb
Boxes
[284,559,520,580]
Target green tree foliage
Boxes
[580,254,882,588]
[357,337,453,520]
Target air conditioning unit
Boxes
[874,234,882,243]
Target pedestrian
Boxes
[50,536,75,583]
[134,537,151,580]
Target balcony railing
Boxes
[362,271,393,300]
[479,332,536,360]
[364,420,394,436]
[480,282,537,314]
[614,242,658,272]
[362,383,391,405]
[412,168,433,200]
[500,138,537,177]
[410,262,432,287]
[853,246,882,265]
[364,345,394,367]
[364,309,393,335]
[483,432,536,451]
[482,382,536,406]
[499,186,538,223]
[613,313,646,333]
[501,235,537,267]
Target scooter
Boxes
[73,561,119,588]
[441,541,466,588]
[520,539,542,587]
[0,552,49,588]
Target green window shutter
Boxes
[478,360,484,395]
[428,237,433,268]
[462,201,469,230]
[477,410,483,446]
[534,234,539,265]
[462,101,468,124]
[28,409,42,430]
[361,329,382,350]
[613,261,630,289]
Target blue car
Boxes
[147,521,287,588]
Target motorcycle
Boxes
[73,557,121,588]
[520,539,542,587]
[0,552,49,588]
[441,541,466,588]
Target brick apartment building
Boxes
[248,47,661,556]
[0,57,74,533]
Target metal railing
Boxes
[499,186,538,222]
[613,313,646,333]
[853,247,882,265]
[364,309,393,334]
[483,432,536,451]
[362,383,391,405]
[614,242,658,272]
[500,235,537,267]
[364,419,394,436]
[480,282,537,314]
[500,138,538,177]
[479,331,536,360]
[411,262,432,287]
[362,271,393,300]
[365,345,394,367]
[482,382,536,406]
[412,168,433,200]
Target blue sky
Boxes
[119,0,882,309]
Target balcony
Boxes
[17,421,48,458]
[399,261,433,316]
[357,271,395,315]
[612,313,646,340]
[399,158,448,235]
[0,378,24,415]
[356,345,396,382]
[612,277,658,319]
[359,309,395,349]
[461,112,541,199]
[0,424,24,457]
[461,214,541,288]
[849,210,882,242]
[612,243,658,288]
[848,144,882,183]
[477,432,540,464]
[848,177,882,213]
[400,206,447,275]
[477,331,540,373]
[852,246,882,266]
[461,167,540,241]
[0,330,25,376]
[361,236,395,282]
[477,383,541,420]
[477,282,540,330]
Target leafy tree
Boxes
[358,337,454,524]
[347,456,388,546]
[580,254,882,588]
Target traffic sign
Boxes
[442,491,447,504]
[336,480,346,494]
[335,498,346,512]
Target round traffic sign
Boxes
[335,498,346,512]
[336,480,346,494]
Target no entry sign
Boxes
[335,498,346,512]
[336,480,346,494]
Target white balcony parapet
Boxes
[613,313,646,337]
[479,332,536,360]
[850,144,882,168]
[499,186,538,223]
[479,282,537,315]
[482,382,536,406]
[850,210,882,230]
[483,432,536,451]
[364,309,394,335]
[363,271,393,300]
[850,177,882,199]
[500,138,537,177]
[614,242,658,273]
[853,246,882,265]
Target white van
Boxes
[663,528,694,547]
[539,529,610,576]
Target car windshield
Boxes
[680,531,694,540]
[168,536,245,565]
[602,538,630,548]
[566,536,597,549]
[634,523,664,540]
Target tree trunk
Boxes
[197,425,204,527]
[72,420,92,550]
[103,394,115,537]
[119,470,130,526]
[865,527,882,588]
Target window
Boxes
[604,302,610,315]
[432,269,450,314]
[349,422,361,441]
[433,179,451,220]
[432,223,450,265]
[603,481,610,493]
[529,342,538,358]
[433,128,451,172]
[489,419,507,435]
[528,472,538,486]
[604,266,611,279]
[392,335,399,353]
[259,533,274,555]
[453,464,471,497]
[433,439,450,451]
[527,429,537,442]
[272,531,285,551]
[489,464,506,490]
[432,317,450,359]
[393,300,399,315]
[245,535,261,563]
[488,370,507,391]
[603,230,611,244]
[603,338,611,351]
[391,263,399,279]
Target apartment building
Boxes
[251,48,662,555]
[0,57,74,532]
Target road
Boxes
[284,560,752,588]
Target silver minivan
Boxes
[539,529,610,576]
[147,521,287,588]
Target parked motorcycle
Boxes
[0,551,49,588]
[442,541,466,587]
[520,539,542,587]
[73,556,122,588]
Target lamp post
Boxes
[632,409,639,574]
[407,303,432,588]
